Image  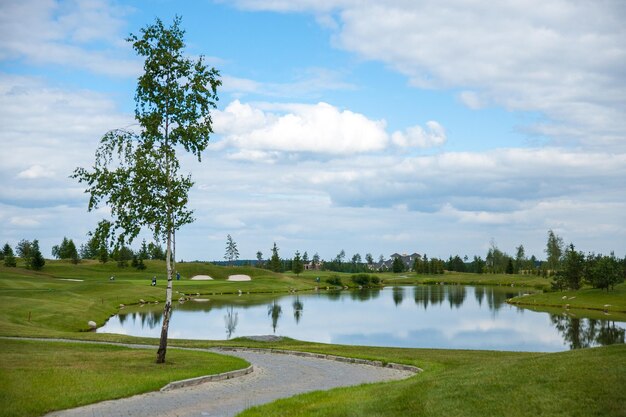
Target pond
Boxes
[98,285,626,352]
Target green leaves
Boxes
[74,15,219,252]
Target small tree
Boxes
[16,239,32,267]
[30,240,45,270]
[505,258,514,274]
[392,256,405,273]
[269,243,282,272]
[545,229,564,272]
[256,251,263,267]
[3,243,17,267]
[224,234,239,266]
[586,253,623,291]
[292,250,304,276]
[560,244,584,290]
[312,252,320,268]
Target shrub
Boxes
[325,275,343,286]
[351,274,371,286]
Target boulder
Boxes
[88,321,97,329]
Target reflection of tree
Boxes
[413,286,430,309]
[430,286,445,306]
[267,300,283,333]
[447,286,466,309]
[224,306,238,339]
[484,288,501,312]
[350,288,380,301]
[392,287,404,306]
[119,312,127,325]
[550,314,625,349]
[145,309,164,330]
[474,286,485,306]
[326,291,341,301]
[292,296,304,324]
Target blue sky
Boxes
[1,0,625,262]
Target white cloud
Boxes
[0,0,139,77]
[212,100,389,157]
[0,74,132,208]
[230,0,626,149]
[17,165,55,179]
[9,216,41,227]
[391,121,446,148]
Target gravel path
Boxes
[45,347,414,417]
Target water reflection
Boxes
[447,286,466,309]
[392,287,404,306]
[267,300,282,333]
[550,314,625,349]
[101,285,626,352]
[292,296,304,324]
[224,306,238,339]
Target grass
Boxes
[1,261,625,417]
[0,260,315,337]
[232,342,626,417]
[289,270,553,291]
[0,338,249,417]
[509,283,626,315]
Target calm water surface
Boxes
[98,285,626,352]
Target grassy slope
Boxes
[0,260,315,336]
[0,338,249,417]
[234,342,626,417]
[509,283,626,314]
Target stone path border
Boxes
[161,365,254,391]
[216,347,422,374]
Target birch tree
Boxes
[73,16,220,363]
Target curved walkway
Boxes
[44,345,415,417]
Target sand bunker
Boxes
[190,275,213,280]
[228,274,252,282]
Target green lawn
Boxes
[509,283,626,314]
[234,342,626,417]
[289,270,552,291]
[1,261,625,417]
[0,338,249,417]
[0,260,315,337]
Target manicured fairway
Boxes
[0,338,249,417]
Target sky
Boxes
[1,0,625,262]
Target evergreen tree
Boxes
[30,239,45,270]
[224,234,239,266]
[292,251,304,276]
[3,243,17,267]
[560,244,584,290]
[392,256,405,273]
[269,242,282,272]
[514,244,526,273]
[506,258,514,274]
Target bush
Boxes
[325,275,343,286]
[350,274,382,286]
